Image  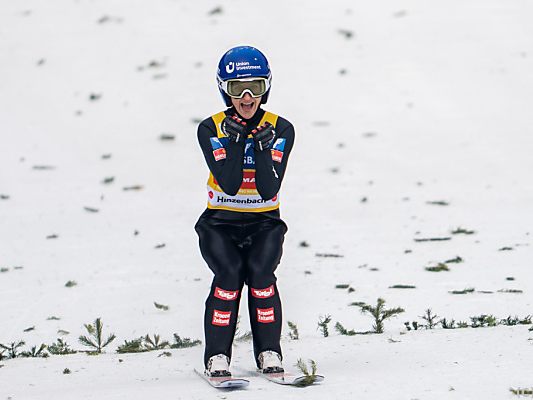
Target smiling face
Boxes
[231,92,262,120]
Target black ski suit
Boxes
[195,107,295,368]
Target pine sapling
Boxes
[117,338,145,353]
[334,321,356,336]
[0,341,25,359]
[359,298,405,334]
[500,315,532,326]
[234,316,253,342]
[470,314,497,328]
[170,334,202,349]
[420,309,440,329]
[440,318,456,329]
[48,338,77,355]
[295,359,318,387]
[235,330,253,342]
[288,321,299,340]
[78,318,116,354]
[510,388,533,396]
[404,321,420,331]
[143,334,169,351]
[21,344,49,358]
[318,315,332,337]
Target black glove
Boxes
[221,115,248,143]
[251,122,275,151]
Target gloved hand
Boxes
[221,115,248,143]
[251,122,275,151]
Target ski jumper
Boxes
[195,107,294,368]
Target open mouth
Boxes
[241,101,255,112]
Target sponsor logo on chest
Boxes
[212,169,257,191]
[243,139,255,167]
[241,170,257,190]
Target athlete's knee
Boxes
[213,265,245,287]
[246,262,278,287]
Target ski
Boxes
[194,368,249,389]
[235,367,324,386]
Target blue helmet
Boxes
[217,46,272,106]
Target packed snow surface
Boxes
[1,0,533,399]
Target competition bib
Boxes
[206,111,283,212]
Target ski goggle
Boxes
[220,77,270,98]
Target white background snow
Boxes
[1,0,533,398]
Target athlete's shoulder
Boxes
[275,115,293,130]
[262,108,292,124]
[198,110,231,135]
[265,111,294,138]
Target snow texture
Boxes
[1,0,533,399]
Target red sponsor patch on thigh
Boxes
[257,307,275,323]
[251,285,275,299]
[212,309,231,326]
[214,287,239,301]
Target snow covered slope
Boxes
[1,0,533,399]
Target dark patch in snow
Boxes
[426,200,449,206]
[393,10,408,18]
[208,6,223,16]
[338,29,354,39]
[159,134,175,141]
[414,237,452,242]
[123,185,143,191]
[315,253,344,258]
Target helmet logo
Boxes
[226,62,235,74]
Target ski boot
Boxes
[205,354,231,377]
[258,350,284,374]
